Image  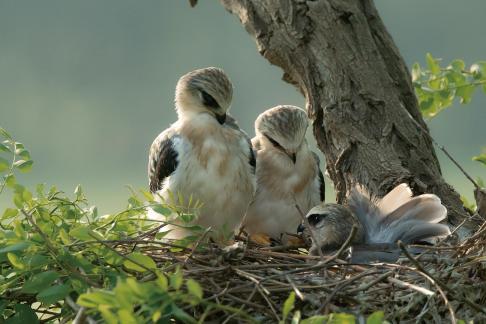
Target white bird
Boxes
[303,183,451,262]
[148,67,256,240]
[243,105,324,242]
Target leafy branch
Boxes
[412,53,486,118]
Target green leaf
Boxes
[456,84,476,104]
[180,213,195,223]
[77,291,117,307]
[99,305,118,324]
[152,204,171,215]
[13,160,33,173]
[22,271,60,293]
[2,208,18,220]
[170,267,183,290]
[156,274,169,291]
[37,284,70,305]
[0,241,31,254]
[450,59,465,72]
[186,279,203,300]
[123,252,157,272]
[7,252,25,269]
[116,309,138,324]
[14,142,24,150]
[69,226,103,241]
[426,53,440,75]
[327,313,356,323]
[300,316,328,324]
[15,148,30,160]
[27,254,49,268]
[155,230,172,239]
[171,305,197,324]
[367,311,385,324]
[5,173,16,187]
[0,157,9,172]
[0,143,10,153]
[282,291,295,321]
[473,153,486,166]
[6,304,39,324]
[291,310,301,324]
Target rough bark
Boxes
[218,0,474,233]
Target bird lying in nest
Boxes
[300,183,451,263]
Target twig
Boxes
[398,242,457,323]
[405,110,479,189]
[88,233,157,275]
[21,209,101,288]
[183,226,212,265]
[387,277,435,297]
[398,241,486,314]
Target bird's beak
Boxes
[216,113,226,125]
[287,152,296,164]
[297,223,305,234]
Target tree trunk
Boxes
[218,0,474,234]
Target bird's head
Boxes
[301,203,364,256]
[175,67,233,125]
[255,105,308,164]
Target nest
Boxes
[122,220,486,323]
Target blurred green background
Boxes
[1,0,485,213]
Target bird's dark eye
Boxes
[307,213,324,226]
[263,134,283,150]
[200,90,220,109]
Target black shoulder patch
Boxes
[318,169,325,202]
[149,138,178,193]
[248,139,256,174]
[312,152,325,202]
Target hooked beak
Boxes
[297,223,305,234]
[288,152,296,164]
[215,113,226,125]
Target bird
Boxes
[302,183,451,262]
[147,67,256,241]
[242,105,325,243]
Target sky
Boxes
[1,0,485,213]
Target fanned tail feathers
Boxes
[348,183,451,244]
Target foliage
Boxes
[0,128,214,322]
[412,53,486,118]
[1,128,388,323]
[473,149,486,168]
[413,54,486,213]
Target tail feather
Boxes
[377,183,413,215]
[381,194,447,226]
[390,222,451,244]
[348,183,450,244]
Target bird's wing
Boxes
[148,129,179,193]
[312,152,325,202]
[226,114,255,173]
